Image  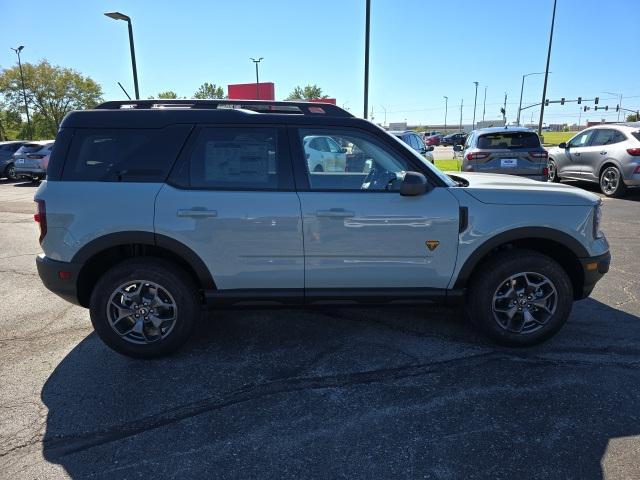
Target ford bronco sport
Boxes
[34,100,610,358]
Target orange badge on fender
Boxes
[425,240,440,251]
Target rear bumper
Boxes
[15,166,46,177]
[578,251,611,299]
[36,254,83,306]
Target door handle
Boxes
[177,208,218,218]
[600,151,607,155]
[316,209,355,218]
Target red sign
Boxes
[228,82,275,100]
[308,98,337,105]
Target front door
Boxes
[155,125,304,294]
[563,129,596,177]
[292,126,460,293]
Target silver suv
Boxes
[34,100,610,358]
[547,124,640,197]
[455,127,548,181]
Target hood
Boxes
[449,172,600,206]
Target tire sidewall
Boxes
[600,166,626,197]
[90,259,199,358]
[468,251,573,347]
[548,159,559,182]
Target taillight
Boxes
[529,151,549,158]
[542,167,549,176]
[466,152,489,161]
[634,166,640,174]
[626,148,640,156]
[34,199,47,244]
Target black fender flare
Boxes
[453,227,589,289]
[71,231,215,289]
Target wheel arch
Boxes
[73,231,215,307]
[454,227,588,300]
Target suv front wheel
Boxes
[89,258,199,358]
[467,249,573,346]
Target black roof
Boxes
[61,99,361,129]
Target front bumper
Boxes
[578,251,611,299]
[36,254,83,306]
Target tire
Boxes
[89,258,200,358]
[314,164,324,172]
[599,165,626,198]
[4,164,17,181]
[548,158,560,182]
[466,249,573,347]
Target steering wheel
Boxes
[362,167,399,191]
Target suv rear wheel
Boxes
[89,258,199,358]
[467,249,573,346]
[600,165,626,197]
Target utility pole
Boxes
[472,81,479,130]
[482,86,487,124]
[538,0,557,135]
[443,96,448,134]
[10,46,31,140]
[363,0,371,119]
[379,105,387,126]
[250,57,263,99]
[503,92,508,124]
[459,99,463,133]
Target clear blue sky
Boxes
[1,0,638,126]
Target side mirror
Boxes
[558,142,567,149]
[427,145,435,152]
[400,171,430,196]
[453,144,463,152]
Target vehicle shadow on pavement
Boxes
[562,179,640,201]
[40,298,640,479]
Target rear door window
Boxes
[62,126,191,182]
[590,129,625,146]
[476,132,540,149]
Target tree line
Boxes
[0,59,334,140]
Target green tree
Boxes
[193,82,224,99]
[626,112,639,122]
[157,91,178,99]
[286,84,328,101]
[0,60,102,138]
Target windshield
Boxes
[477,131,540,149]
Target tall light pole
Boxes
[443,96,448,134]
[482,86,487,124]
[10,45,31,140]
[472,82,479,130]
[363,0,371,119]
[517,72,545,125]
[459,99,463,133]
[250,57,264,99]
[104,12,140,100]
[538,0,557,136]
[604,91,622,122]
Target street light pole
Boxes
[250,57,264,99]
[472,82,479,130]
[104,12,140,99]
[10,46,31,140]
[363,0,371,119]
[379,105,387,126]
[538,0,557,136]
[482,86,487,124]
[443,96,448,135]
[459,99,463,133]
[517,72,546,126]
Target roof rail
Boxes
[94,99,353,117]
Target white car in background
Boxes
[303,135,347,172]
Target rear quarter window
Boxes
[61,125,191,182]
[631,131,640,142]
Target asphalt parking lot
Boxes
[0,178,639,479]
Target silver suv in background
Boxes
[455,127,548,181]
[13,141,54,182]
[547,124,640,197]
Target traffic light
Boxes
[545,99,549,107]
[605,105,609,111]
[577,97,582,104]
[583,106,588,112]
[595,106,599,111]
[595,97,599,105]
[560,97,565,105]
[616,105,620,112]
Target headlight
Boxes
[593,202,603,239]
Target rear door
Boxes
[155,125,304,294]
[473,131,545,178]
[582,129,626,180]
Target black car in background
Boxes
[441,133,467,146]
